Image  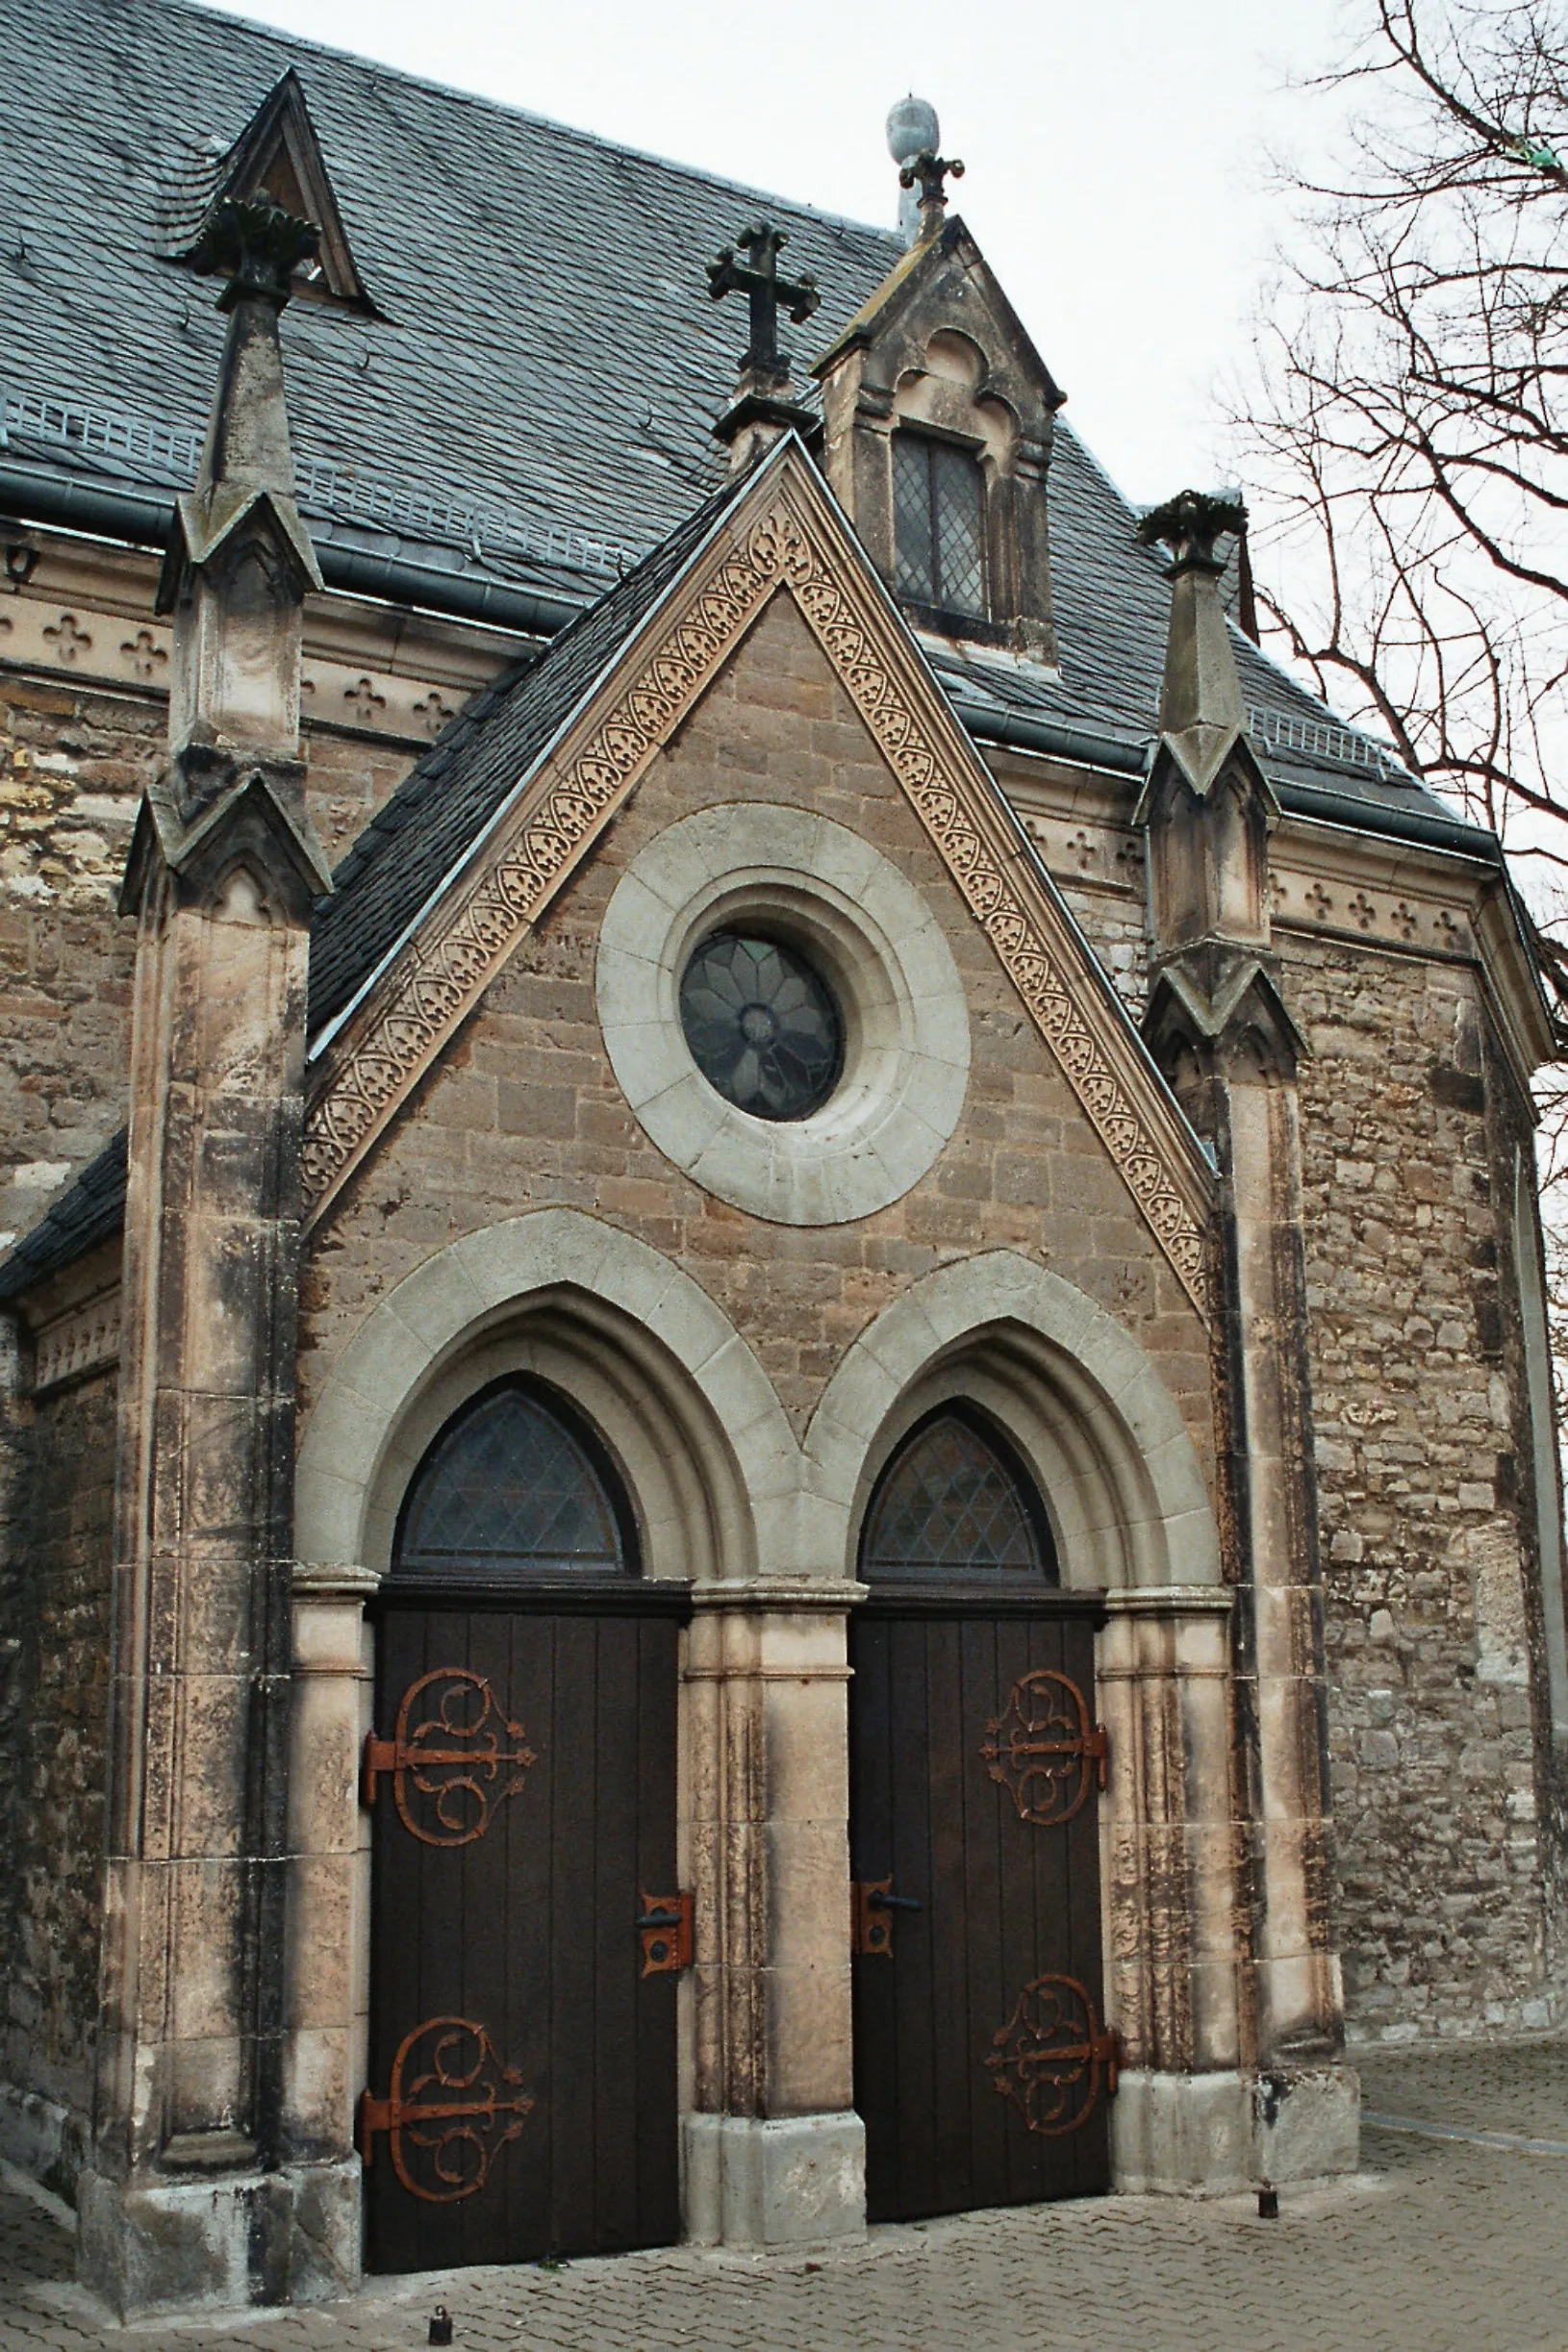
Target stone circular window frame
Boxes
[597,803,971,1226]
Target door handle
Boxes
[852,1878,922,1956]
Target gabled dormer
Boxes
[162,70,378,316]
[813,175,1064,667]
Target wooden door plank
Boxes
[547,1610,599,2256]
[592,1615,642,2254]
[634,1614,682,2246]
[924,1616,972,2215]
[960,1613,1008,2210]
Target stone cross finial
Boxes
[1136,488,1247,576]
[898,149,965,239]
[707,222,821,387]
[190,195,320,314]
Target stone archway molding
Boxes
[297,1227,1217,1595]
[804,1250,1220,1589]
[294,1206,798,1578]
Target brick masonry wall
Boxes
[1286,928,1566,2039]
[0,670,421,1254]
[0,1362,117,2149]
[302,594,1214,1474]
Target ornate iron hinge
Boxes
[637,1889,694,1976]
[358,2015,535,2203]
[851,1878,923,1957]
[981,1668,1108,1827]
[362,1666,538,1847]
[985,1976,1120,2137]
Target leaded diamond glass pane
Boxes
[861,1413,1052,1581]
[680,931,843,1122]
[396,1383,628,1578]
[894,433,936,603]
[931,443,986,617]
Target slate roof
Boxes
[0,0,1513,1306]
[1,0,1472,821]
[309,472,742,1038]
[0,1131,128,1303]
[0,0,897,609]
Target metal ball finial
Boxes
[887,94,939,166]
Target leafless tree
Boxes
[1232,0,1568,1369]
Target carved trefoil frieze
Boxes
[31,1287,121,1393]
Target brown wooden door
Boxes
[363,1585,684,2271]
[849,1594,1112,2222]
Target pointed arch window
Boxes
[860,1407,1056,1583]
[893,431,989,620]
[393,1378,636,1581]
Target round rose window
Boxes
[678,931,843,1121]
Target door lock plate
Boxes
[637,1888,694,1976]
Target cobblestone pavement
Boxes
[6,2039,1568,2352]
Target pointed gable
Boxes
[162,70,377,315]
[300,439,1215,1315]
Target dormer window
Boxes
[893,431,988,620]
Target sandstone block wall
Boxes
[0,1356,117,2168]
[1287,929,1565,2039]
[302,596,1212,1471]
[0,668,427,1257]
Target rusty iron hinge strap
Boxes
[358,2015,535,2203]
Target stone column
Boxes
[279,1564,379,2274]
[1101,1586,1252,2188]
[78,200,339,2316]
[1133,492,1355,2179]
[680,1580,865,2246]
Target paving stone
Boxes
[7,2036,1568,2352]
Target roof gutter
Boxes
[0,465,584,639]
[954,699,1148,779]
[958,698,1503,866]
[0,465,1509,873]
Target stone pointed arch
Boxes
[295,1208,799,1580]
[805,1251,1219,1590]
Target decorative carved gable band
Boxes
[302,467,1213,1319]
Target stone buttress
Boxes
[1132,489,1356,2179]
[78,199,347,2315]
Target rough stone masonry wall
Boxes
[0,1357,118,2177]
[0,670,422,1256]
[1286,927,1565,2040]
[301,595,1213,1475]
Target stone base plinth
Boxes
[683,2112,866,2247]
[77,2154,359,2319]
[1112,2066,1360,2195]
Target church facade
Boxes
[1,0,1565,2319]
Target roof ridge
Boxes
[130,0,903,251]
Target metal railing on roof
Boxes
[1247,702,1408,782]
[0,382,637,582]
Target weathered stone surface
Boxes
[1286,931,1564,2040]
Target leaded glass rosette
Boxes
[679,931,843,1122]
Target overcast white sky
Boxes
[210,0,1359,505]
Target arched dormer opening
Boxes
[813,219,1063,666]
